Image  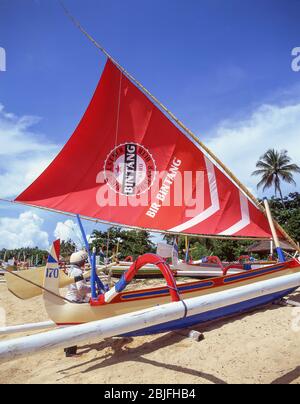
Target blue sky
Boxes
[0,0,299,249]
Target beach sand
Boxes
[0,282,299,384]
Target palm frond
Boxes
[253,149,299,197]
[255,161,272,169]
[252,169,270,177]
[280,164,300,173]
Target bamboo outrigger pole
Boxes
[0,321,56,336]
[58,1,300,253]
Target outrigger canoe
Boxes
[43,241,300,334]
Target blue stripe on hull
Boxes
[121,265,285,301]
[123,287,296,337]
[223,265,284,283]
[122,281,214,300]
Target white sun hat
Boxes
[70,250,89,265]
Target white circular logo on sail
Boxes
[104,143,157,196]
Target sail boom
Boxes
[8,199,276,243]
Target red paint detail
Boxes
[53,239,61,262]
[92,294,105,306]
[223,263,244,275]
[290,259,300,268]
[206,256,226,275]
[238,255,251,262]
[111,261,296,304]
[91,254,180,307]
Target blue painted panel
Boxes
[116,274,128,293]
[122,288,170,300]
[122,281,214,300]
[178,281,214,292]
[47,255,57,264]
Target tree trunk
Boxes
[278,184,285,207]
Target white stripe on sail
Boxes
[218,192,250,236]
[169,158,220,233]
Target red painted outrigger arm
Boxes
[91,254,181,306]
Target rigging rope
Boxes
[1,266,77,304]
[2,262,117,304]
[60,220,85,249]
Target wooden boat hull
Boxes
[44,259,300,334]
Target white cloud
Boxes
[205,102,300,196]
[0,211,49,249]
[0,104,59,198]
[54,220,84,249]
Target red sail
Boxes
[16,60,274,238]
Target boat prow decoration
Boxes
[92,253,181,305]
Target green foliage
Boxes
[0,247,48,265]
[207,240,253,261]
[60,240,77,259]
[252,149,300,204]
[269,192,300,242]
[91,227,155,260]
[164,234,252,261]
[0,240,76,264]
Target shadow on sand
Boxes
[58,331,227,384]
[271,366,300,384]
[57,301,296,384]
[287,290,300,304]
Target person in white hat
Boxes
[65,250,91,303]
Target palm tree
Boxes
[252,149,300,205]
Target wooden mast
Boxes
[264,198,285,262]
